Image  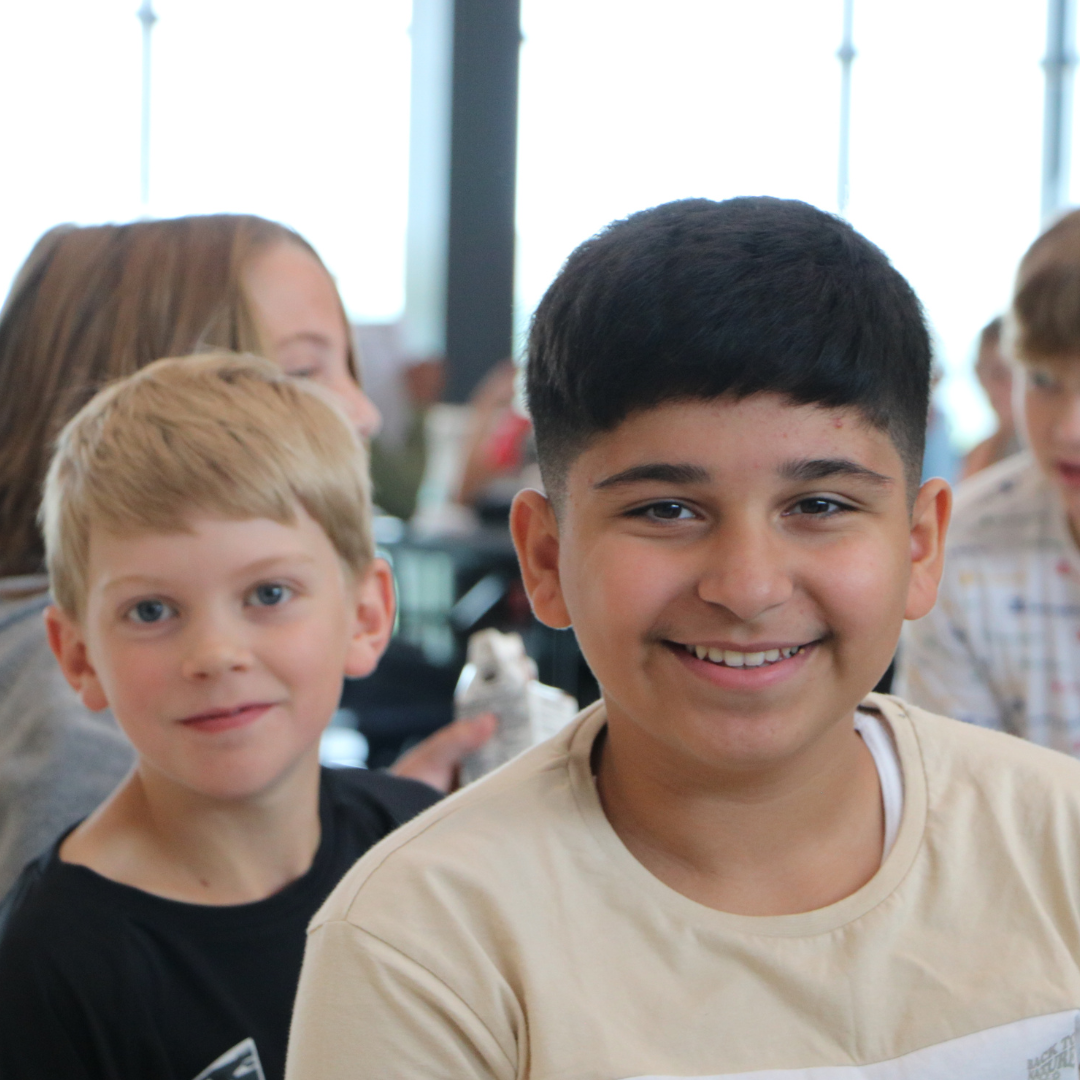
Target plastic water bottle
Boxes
[456,629,578,785]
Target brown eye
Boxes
[645,501,693,521]
[789,497,850,517]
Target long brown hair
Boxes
[0,214,357,578]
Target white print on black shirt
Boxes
[192,1037,265,1080]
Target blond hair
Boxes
[1012,208,1080,362]
[0,214,358,578]
[41,352,373,617]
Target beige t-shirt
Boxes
[286,694,1080,1080]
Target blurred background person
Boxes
[897,209,1080,754]
[357,321,446,521]
[456,360,538,517]
[0,215,493,897]
[960,315,1020,480]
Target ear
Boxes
[904,477,953,621]
[44,605,110,711]
[509,488,572,629]
[343,557,397,679]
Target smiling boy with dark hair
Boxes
[287,198,1080,1080]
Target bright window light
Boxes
[0,0,412,322]
[516,0,1049,449]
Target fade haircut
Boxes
[41,352,374,618]
[1012,208,1080,362]
[526,197,932,502]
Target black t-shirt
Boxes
[0,767,439,1080]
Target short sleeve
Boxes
[286,919,516,1080]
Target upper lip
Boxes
[179,701,276,724]
[671,639,816,652]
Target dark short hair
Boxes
[526,197,931,501]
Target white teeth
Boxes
[684,643,805,667]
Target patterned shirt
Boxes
[896,451,1080,754]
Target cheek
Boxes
[93,636,165,701]
[561,538,686,652]
[811,536,909,641]
[268,610,351,700]
[1024,395,1056,459]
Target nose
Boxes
[695,518,794,623]
[179,616,253,680]
[339,378,382,439]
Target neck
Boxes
[595,705,883,916]
[61,749,323,905]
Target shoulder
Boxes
[874,693,1080,822]
[946,453,1053,553]
[321,766,441,829]
[0,841,128,990]
[311,704,602,934]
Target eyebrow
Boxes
[591,457,893,492]
[778,458,893,485]
[592,463,711,490]
[100,553,319,593]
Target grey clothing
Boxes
[0,577,134,897]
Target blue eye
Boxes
[127,599,173,624]
[250,582,292,607]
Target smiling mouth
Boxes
[180,702,275,727]
[675,642,811,668]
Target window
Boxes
[0,0,412,321]
[515,0,1051,448]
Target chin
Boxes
[681,708,817,765]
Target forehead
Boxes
[567,395,902,490]
[243,241,346,345]
[84,510,334,580]
[1024,352,1080,372]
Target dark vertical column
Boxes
[444,0,522,403]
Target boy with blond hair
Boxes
[0,353,440,1080]
[287,198,1080,1080]
[899,209,1080,751]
